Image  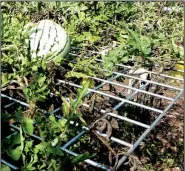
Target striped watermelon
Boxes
[24,20,71,64]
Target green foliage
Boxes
[126,27,152,57]
[67,56,106,78]
[2,108,88,170]
[20,74,50,104]
[102,43,128,72]
[1,8,51,117]
[61,79,91,124]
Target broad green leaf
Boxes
[22,117,34,135]
[7,132,21,147]
[9,146,22,160]
[13,108,23,122]
[36,85,47,93]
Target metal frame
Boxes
[1,51,184,170]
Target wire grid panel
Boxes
[1,53,184,170]
[55,65,184,170]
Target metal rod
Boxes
[2,91,110,171]
[9,124,42,141]
[83,57,184,81]
[70,49,184,73]
[92,74,120,91]
[62,128,87,149]
[73,74,120,104]
[90,76,173,101]
[1,159,19,170]
[5,132,18,139]
[50,107,61,115]
[1,93,29,107]
[61,149,111,171]
[116,89,184,169]
[4,102,16,108]
[112,63,184,81]
[113,72,182,91]
[72,56,183,90]
[172,69,184,73]
[49,75,121,116]
[114,82,150,110]
[81,103,106,113]
[96,132,133,148]
[106,113,150,129]
[56,80,164,114]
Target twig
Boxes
[92,130,116,156]
[112,152,129,170]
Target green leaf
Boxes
[58,119,67,129]
[34,142,48,153]
[49,115,57,122]
[146,149,152,157]
[46,146,64,156]
[7,132,21,147]
[22,153,38,171]
[38,161,46,170]
[22,117,34,135]
[32,65,38,71]
[66,71,88,79]
[6,130,23,161]
[72,153,90,164]
[1,164,11,171]
[72,79,90,111]
[62,97,71,117]
[67,113,82,121]
[24,140,33,154]
[9,146,22,160]
[13,108,23,122]
[36,84,47,93]
[38,75,46,87]
[1,73,10,87]
[28,154,38,168]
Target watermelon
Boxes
[23,20,71,64]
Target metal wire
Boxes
[1,159,19,170]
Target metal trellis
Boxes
[1,50,184,170]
